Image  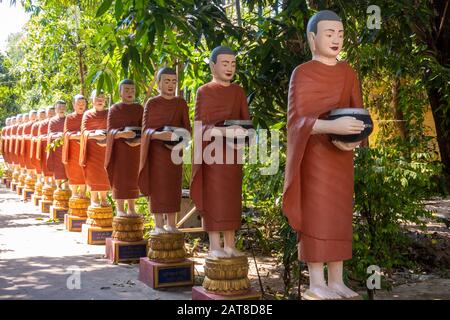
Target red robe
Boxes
[62,112,85,185]
[79,109,110,191]
[282,60,363,263]
[37,119,53,177]
[47,116,67,180]
[105,102,143,199]
[138,96,191,213]
[190,82,250,231]
[2,126,10,165]
[22,122,34,170]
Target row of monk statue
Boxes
[0,11,370,299]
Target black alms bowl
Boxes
[327,108,373,143]
[156,126,184,146]
[222,120,254,130]
[124,126,142,139]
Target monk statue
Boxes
[1,117,12,172]
[23,110,38,179]
[138,67,191,234]
[47,100,69,190]
[80,89,110,206]
[30,109,47,184]
[38,106,56,187]
[190,46,251,258]
[16,113,30,188]
[63,94,87,198]
[9,114,21,188]
[282,10,366,300]
[105,79,143,217]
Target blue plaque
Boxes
[92,230,112,242]
[25,190,33,199]
[71,219,85,229]
[158,266,192,284]
[118,244,147,260]
[56,209,67,220]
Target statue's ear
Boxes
[307,31,316,53]
[209,61,215,74]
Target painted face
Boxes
[29,112,37,121]
[74,98,87,114]
[23,114,29,123]
[92,94,106,109]
[38,112,46,120]
[159,74,177,97]
[212,54,236,83]
[120,84,135,103]
[47,108,56,118]
[311,20,344,59]
[55,103,66,117]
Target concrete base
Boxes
[39,199,52,213]
[5,179,11,188]
[105,238,147,264]
[17,185,24,196]
[49,206,68,221]
[22,189,33,202]
[81,224,113,245]
[10,182,17,192]
[192,286,261,300]
[64,214,86,232]
[138,257,194,289]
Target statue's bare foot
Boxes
[303,285,342,300]
[91,201,101,208]
[224,247,245,257]
[126,212,141,218]
[117,211,127,217]
[328,283,359,299]
[150,227,167,235]
[164,225,182,234]
[208,249,228,259]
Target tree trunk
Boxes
[391,77,408,140]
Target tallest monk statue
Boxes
[283,10,366,300]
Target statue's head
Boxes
[29,110,37,121]
[119,79,135,104]
[16,114,22,123]
[91,89,106,110]
[73,94,87,115]
[46,105,56,118]
[10,116,15,125]
[22,113,30,122]
[209,46,236,84]
[157,67,177,98]
[306,10,343,60]
[54,100,66,118]
[37,109,46,120]
[5,117,10,126]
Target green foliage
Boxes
[350,144,442,280]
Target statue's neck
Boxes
[312,54,338,66]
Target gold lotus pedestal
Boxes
[64,196,90,232]
[32,181,43,206]
[81,205,113,245]
[22,174,36,201]
[192,256,261,300]
[10,169,20,192]
[39,185,55,213]
[16,171,26,196]
[138,232,194,289]
[105,216,147,264]
[49,188,71,220]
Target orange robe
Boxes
[79,109,110,191]
[30,121,42,174]
[62,113,85,185]
[37,119,53,177]
[2,126,10,165]
[15,124,25,168]
[138,96,191,213]
[9,124,19,166]
[190,82,250,231]
[1,127,5,161]
[47,116,67,180]
[105,102,143,199]
[22,122,34,170]
[282,60,363,263]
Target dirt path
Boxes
[0,185,191,300]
